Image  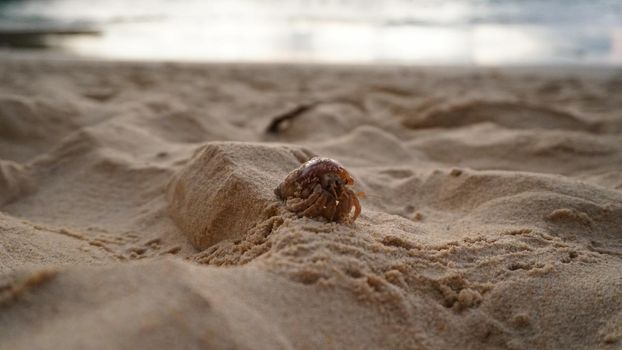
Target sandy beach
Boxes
[1,55,621,349]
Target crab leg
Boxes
[350,190,361,222]
[335,191,352,223]
[286,184,322,212]
[300,192,328,218]
[320,190,338,221]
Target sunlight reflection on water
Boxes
[1,0,621,64]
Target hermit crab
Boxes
[275,157,362,223]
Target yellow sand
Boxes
[1,56,621,349]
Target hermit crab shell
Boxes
[275,157,361,223]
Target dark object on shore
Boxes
[0,26,100,48]
[265,102,318,134]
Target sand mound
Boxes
[0,160,34,206]
[407,125,622,177]
[167,142,314,249]
[402,98,598,132]
[0,93,89,163]
[1,58,621,349]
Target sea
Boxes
[0,0,621,64]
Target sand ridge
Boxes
[0,57,621,349]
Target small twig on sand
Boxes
[265,102,318,134]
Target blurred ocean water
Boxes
[0,0,621,64]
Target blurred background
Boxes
[0,0,621,65]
